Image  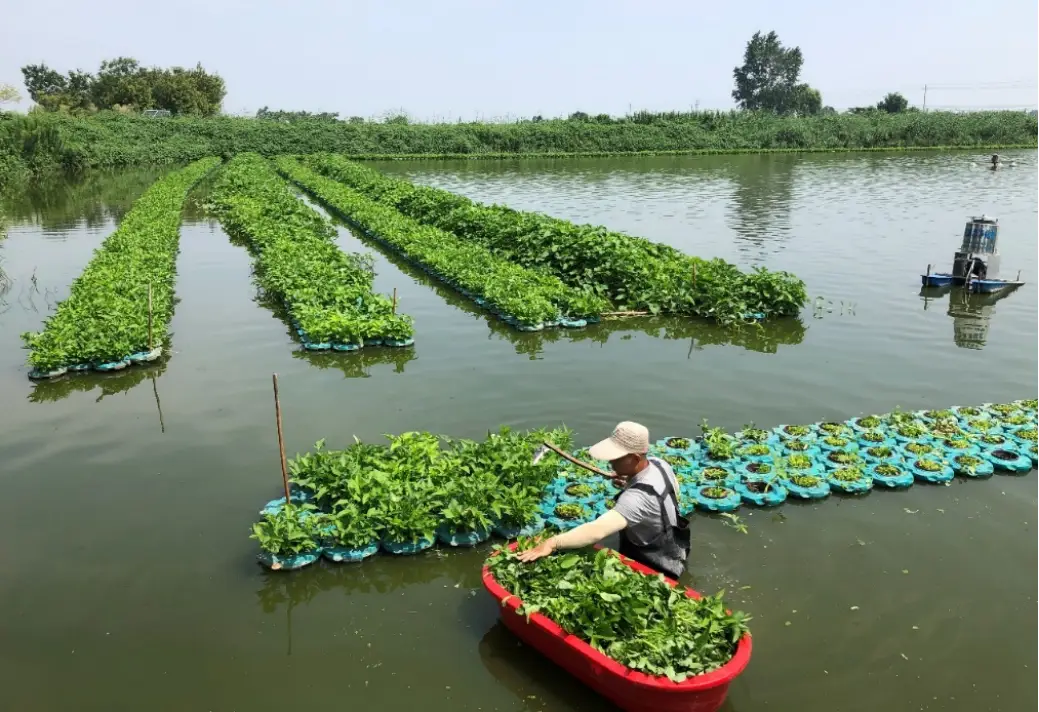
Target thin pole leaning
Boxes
[147,283,154,350]
[392,287,398,315]
[541,441,612,478]
[272,373,291,504]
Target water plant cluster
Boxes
[209,154,414,347]
[303,154,808,324]
[21,158,219,375]
[251,426,574,563]
[273,157,606,328]
[486,541,750,682]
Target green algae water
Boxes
[0,150,1035,711]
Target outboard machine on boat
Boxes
[921,216,1023,294]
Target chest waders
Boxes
[617,460,691,580]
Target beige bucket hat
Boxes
[589,421,650,462]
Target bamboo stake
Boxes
[147,283,153,350]
[542,441,612,478]
[272,373,291,504]
[391,288,398,315]
[925,264,931,284]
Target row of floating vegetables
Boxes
[304,153,809,323]
[251,427,574,570]
[251,400,1035,570]
[272,157,607,329]
[209,154,415,349]
[23,158,220,378]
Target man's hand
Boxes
[516,536,557,563]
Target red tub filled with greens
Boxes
[482,541,752,712]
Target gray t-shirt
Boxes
[613,458,680,547]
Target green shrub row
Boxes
[209,154,413,345]
[306,154,808,322]
[2,111,1034,181]
[21,157,220,373]
[273,157,608,326]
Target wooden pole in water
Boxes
[925,264,931,285]
[272,374,292,505]
[147,283,153,350]
[392,288,398,315]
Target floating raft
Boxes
[254,400,1036,569]
[539,401,1036,525]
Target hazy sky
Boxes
[2,0,1036,119]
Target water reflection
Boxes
[478,622,607,711]
[0,166,169,233]
[255,548,487,610]
[919,287,1017,350]
[28,348,169,407]
[723,153,796,247]
[488,314,806,359]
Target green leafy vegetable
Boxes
[209,153,413,344]
[306,153,806,323]
[250,505,326,555]
[22,158,219,371]
[487,544,749,682]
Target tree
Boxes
[19,58,225,115]
[0,83,21,106]
[732,31,821,114]
[790,85,822,116]
[877,92,909,113]
[21,64,68,103]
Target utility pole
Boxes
[922,84,928,112]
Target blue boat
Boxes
[921,215,1025,294]
[967,278,1024,294]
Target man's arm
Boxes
[516,510,628,562]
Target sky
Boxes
[2,0,1037,119]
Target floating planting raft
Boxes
[250,400,1036,570]
[210,154,416,351]
[22,158,220,379]
[303,154,808,325]
[273,157,606,331]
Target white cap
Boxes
[589,421,650,462]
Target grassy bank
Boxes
[1,110,1035,188]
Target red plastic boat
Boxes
[482,544,752,712]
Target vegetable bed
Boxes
[274,157,606,328]
[305,153,807,323]
[483,541,751,712]
[22,158,220,376]
[209,154,413,348]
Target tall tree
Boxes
[20,58,225,116]
[877,92,909,113]
[21,64,67,102]
[733,31,821,114]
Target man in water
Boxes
[517,421,691,579]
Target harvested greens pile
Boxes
[487,541,750,681]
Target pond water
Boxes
[0,151,1035,711]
